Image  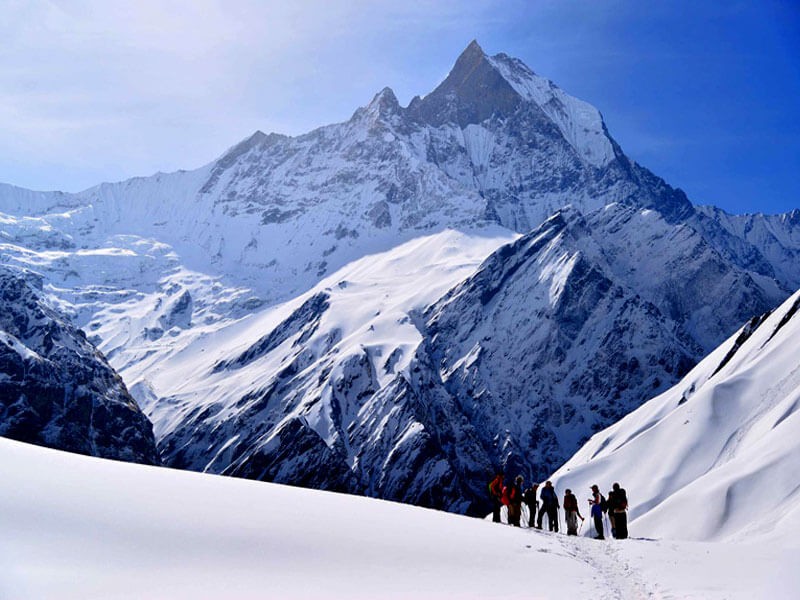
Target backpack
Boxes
[599,494,608,513]
[614,489,628,511]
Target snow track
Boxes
[555,535,660,600]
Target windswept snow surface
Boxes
[1,437,796,600]
[552,288,800,543]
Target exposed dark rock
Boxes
[0,267,160,464]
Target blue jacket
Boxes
[540,486,558,508]
[590,492,605,517]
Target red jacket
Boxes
[501,484,522,506]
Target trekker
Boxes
[536,481,560,532]
[588,484,605,539]
[607,488,616,538]
[507,475,524,527]
[563,489,584,535]
[611,482,629,539]
[523,483,539,527]
[488,471,504,523]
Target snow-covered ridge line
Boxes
[486,51,617,167]
[552,287,800,542]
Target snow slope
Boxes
[129,204,783,516]
[136,227,518,514]
[552,288,800,542]
[1,435,797,600]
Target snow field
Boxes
[128,227,517,464]
[0,437,598,600]
[2,436,797,600]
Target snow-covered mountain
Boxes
[0,266,159,464]
[1,42,792,304]
[107,204,786,516]
[0,41,798,514]
[421,202,772,477]
[693,205,800,291]
[138,228,517,514]
[552,287,800,541]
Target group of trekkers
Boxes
[488,472,630,539]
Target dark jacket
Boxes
[590,491,605,518]
[540,486,559,508]
[508,482,523,506]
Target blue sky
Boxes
[0,0,797,214]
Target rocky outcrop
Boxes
[0,267,160,464]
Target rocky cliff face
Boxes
[422,204,775,483]
[0,267,160,464]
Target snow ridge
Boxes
[552,288,800,542]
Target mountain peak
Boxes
[407,41,520,127]
[367,87,400,114]
[459,39,486,62]
[407,42,619,167]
